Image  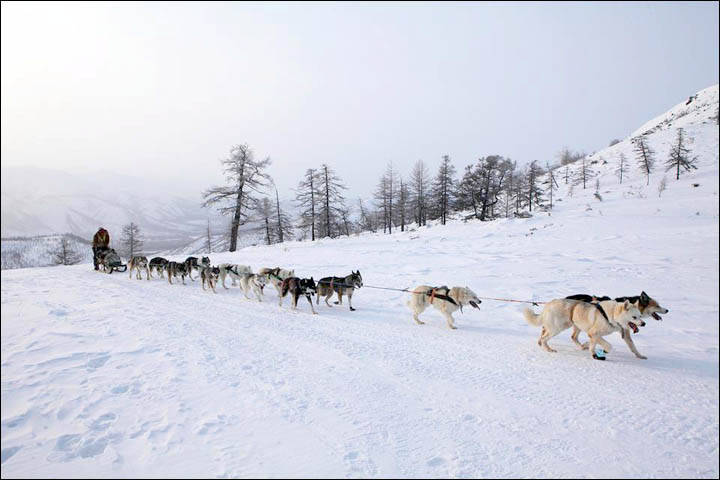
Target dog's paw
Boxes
[350,307,356,311]
[636,354,648,360]
[592,353,607,361]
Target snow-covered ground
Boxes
[2,87,719,478]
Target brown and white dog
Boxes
[406,285,481,329]
[128,256,150,280]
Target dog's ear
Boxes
[623,299,631,310]
[640,291,650,306]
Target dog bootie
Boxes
[592,346,607,361]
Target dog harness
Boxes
[427,287,458,306]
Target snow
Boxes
[1,86,718,478]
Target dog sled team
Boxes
[95,226,670,363]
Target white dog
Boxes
[258,267,295,296]
[217,263,252,289]
[524,299,644,360]
[406,285,482,329]
[239,273,267,302]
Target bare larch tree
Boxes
[121,222,144,258]
[274,187,294,243]
[295,168,319,241]
[317,164,349,238]
[431,155,456,225]
[633,136,655,186]
[50,236,83,266]
[409,159,430,227]
[202,143,272,252]
[665,128,698,180]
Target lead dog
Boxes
[568,291,669,359]
[406,285,482,329]
[279,277,317,314]
[217,263,252,289]
[259,267,295,296]
[128,255,150,280]
[184,256,210,281]
[316,270,363,311]
[201,266,221,293]
[239,273,267,302]
[167,261,189,285]
[524,299,644,360]
[149,257,169,278]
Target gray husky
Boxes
[316,270,363,311]
[184,256,210,281]
[167,261,189,285]
[128,256,150,280]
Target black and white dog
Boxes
[167,261,189,285]
[201,266,221,293]
[184,256,210,281]
[217,263,253,289]
[279,277,317,314]
[149,257,169,278]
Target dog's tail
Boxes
[523,306,543,326]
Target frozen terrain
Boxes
[1,86,718,478]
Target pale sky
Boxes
[2,1,718,201]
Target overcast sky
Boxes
[2,1,718,201]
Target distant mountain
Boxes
[0,167,271,253]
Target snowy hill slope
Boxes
[0,234,93,270]
[1,86,718,478]
[0,167,228,252]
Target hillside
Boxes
[1,86,718,478]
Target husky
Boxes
[167,261,189,285]
[614,291,669,322]
[524,299,644,360]
[184,256,210,281]
[128,255,150,280]
[316,270,363,311]
[406,285,482,329]
[239,273,267,302]
[567,291,669,359]
[200,266,221,293]
[279,277,317,314]
[259,267,295,296]
[217,263,253,289]
[149,257,169,278]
